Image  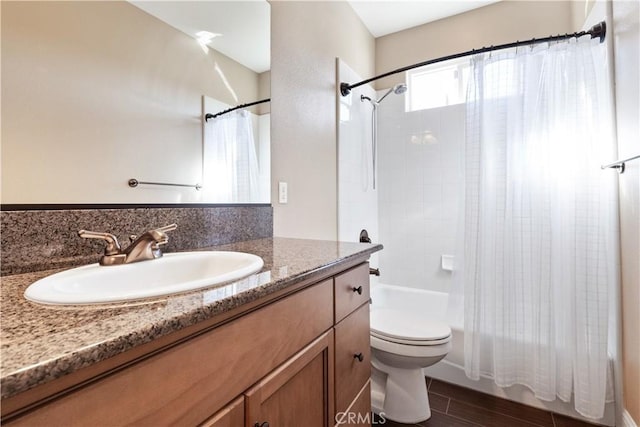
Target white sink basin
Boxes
[24,251,264,305]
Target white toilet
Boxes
[370,305,452,423]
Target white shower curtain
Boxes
[451,37,619,419]
[203,110,260,203]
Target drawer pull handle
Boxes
[255,423,269,427]
[352,286,363,295]
[354,352,364,362]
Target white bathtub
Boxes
[370,283,615,426]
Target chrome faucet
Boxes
[78,224,177,266]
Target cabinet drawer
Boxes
[334,304,370,414]
[334,263,370,322]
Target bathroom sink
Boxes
[24,251,264,305]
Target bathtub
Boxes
[370,283,615,426]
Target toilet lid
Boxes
[371,308,451,343]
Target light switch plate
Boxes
[278,182,288,204]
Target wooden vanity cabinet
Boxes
[4,262,372,427]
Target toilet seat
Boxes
[371,331,451,346]
[371,308,452,346]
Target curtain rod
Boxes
[340,21,606,97]
[601,153,640,173]
[205,98,271,121]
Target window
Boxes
[406,58,470,111]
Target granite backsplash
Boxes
[0,205,273,276]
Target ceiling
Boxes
[348,1,501,38]
[128,1,270,74]
[128,1,500,74]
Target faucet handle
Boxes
[155,223,177,233]
[149,223,177,247]
[78,230,122,255]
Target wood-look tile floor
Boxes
[373,378,605,427]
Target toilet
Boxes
[370,305,452,423]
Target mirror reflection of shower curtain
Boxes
[203,110,260,203]
[450,37,618,419]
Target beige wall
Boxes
[374,1,573,90]
[1,1,260,204]
[258,71,271,115]
[270,1,374,239]
[571,0,597,31]
[612,1,640,423]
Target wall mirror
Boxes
[1,0,270,205]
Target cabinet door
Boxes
[334,304,371,415]
[335,381,371,427]
[200,396,244,427]
[245,331,335,427]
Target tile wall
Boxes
[377,95,465,292]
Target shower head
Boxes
[376,83,407,103]
[393,83,408,94]
[360,83,407,106]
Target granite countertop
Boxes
[0,237,382,400]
